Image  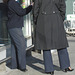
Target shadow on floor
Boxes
[6,54,61,73]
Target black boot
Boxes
[46,71,54,75]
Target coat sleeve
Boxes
[59,0,66,21]
[8,1,32,16]
[33,0,40,25]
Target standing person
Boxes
[33,0,74,75]
[6,0,33,72]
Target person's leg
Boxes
[57,48,70,70]
[8,28,26,70]
[43,50,54,72]
[11,39,18,69]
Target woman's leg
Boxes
[43,50,54,72]
[8,28,26,70]
[11,39,18,69]
[57,48,70,70]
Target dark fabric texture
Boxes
[43,48,70,72]
[33,0,68,50]
[7,0,32,29]
[8,28,26,69]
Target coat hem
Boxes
[34,45,69,50]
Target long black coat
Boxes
[33,0,68,50]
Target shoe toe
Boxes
[20,69,28,72]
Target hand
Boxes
[31,2,34,6]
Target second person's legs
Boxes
[43,50,54,72]
[57,48,70,70]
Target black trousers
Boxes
[43,48,70,72]
[8,28,26,69]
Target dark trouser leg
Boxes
[57,48,70,70]
[8,28,26,70]
[11,39,17,69]
[43,50,54,72]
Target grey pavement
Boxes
[0,36,75,75]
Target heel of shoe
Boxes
[63,68,74,72]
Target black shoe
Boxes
[63,68,74,72]
[20,69,28,72]
[46,71,54,75]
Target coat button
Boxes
[42,11,46,14]
[53,11,55,13]
[44,12,46,14]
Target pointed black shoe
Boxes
[46,71,54,75]
[50,71,54,75]
[20,69,28,72]
[63,68,74,72]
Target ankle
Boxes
[68,67,72,70]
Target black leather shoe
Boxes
[46,71,54,75]
[20,69,28,72]
[63,68,74,72]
